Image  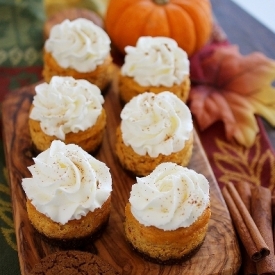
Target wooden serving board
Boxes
[2,73,241,275]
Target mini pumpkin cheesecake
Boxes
[115,91,193,176]
[43,18,113,91]
[43,8,104,40]
[22,140,113,247]
[118,36,190,103]
[124,162,211,263]
[29,76,106,153]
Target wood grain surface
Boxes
[2,73,241,275]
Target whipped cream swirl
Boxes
[22,140,112,225]
[120,91,193,157]
[121,36,189,87]
[45,18,111,73]
[30,76,104,140]
[129,162,210,230]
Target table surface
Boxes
[211,0,275,150]
[231,0,275,34]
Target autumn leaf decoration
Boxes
[189,44,275,147]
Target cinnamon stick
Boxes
[235,182,252,212]
[235,182,257,275]
[272,196,275,221]
[251,186,275,275]
[222,182,270,262]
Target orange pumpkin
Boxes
[105,0,213,57]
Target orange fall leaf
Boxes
[189,44,275,147]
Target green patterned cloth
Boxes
[0,0,45,67]
[0,1,45,274]
[0,144,20,275]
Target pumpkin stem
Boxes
[154,0,169,5]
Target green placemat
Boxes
[0,0,45,67]
[0,1,45,274]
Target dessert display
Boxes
[124,162,211,263]
[42,18,113,90]
[2,10,234,269]
[22,140,112,247]
[30,250,120,275]
[118,36,190,103]
[2,59,239,273]
[29,76,106,153]
[115,91,193,176]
